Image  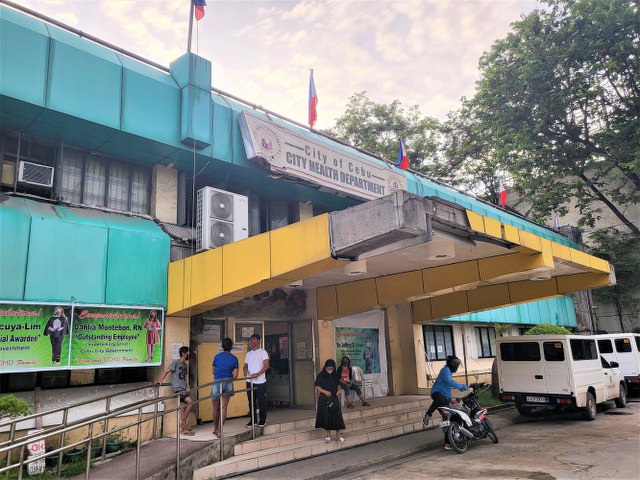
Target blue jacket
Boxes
[430,366,467,401]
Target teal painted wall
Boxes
[0,196,169,307]
[445,296,577,327]
[0,195,31,300]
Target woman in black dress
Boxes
[314,359,346,443]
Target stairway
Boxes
[193,396,431,479]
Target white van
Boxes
[496,335,627,420]
[595,333,640,393]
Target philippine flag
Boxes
[397,138,409,170]
[194,0,206,21]
[308,69,318,128]
[498,179,507,208]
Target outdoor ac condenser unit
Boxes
[18,161,54,188]
[196,187,249,252]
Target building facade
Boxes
[0,4,614,431]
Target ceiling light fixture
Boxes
[344,259,367,276]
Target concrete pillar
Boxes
[151,164,178,224]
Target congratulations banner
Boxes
[0,303,163,373]
[70,306,163,368]
[0,304,72,372]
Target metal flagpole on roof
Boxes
[187,0,195,52]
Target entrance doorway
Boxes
[264,320,315,409]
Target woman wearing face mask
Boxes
[314,359,346,443]
[338,356,370,408]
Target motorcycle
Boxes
[437,383,499,454]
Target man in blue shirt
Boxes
[422,355,469,449]
[211,337,239,438]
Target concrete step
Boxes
[234,405,425,455]
[194,411,428,479]
[261,397,429,435]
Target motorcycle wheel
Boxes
[447,421,469,454]
[483,418,499,444]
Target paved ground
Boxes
[331,399,640,480]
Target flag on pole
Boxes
[553,216,559,230]
[308,69,318,128]
[194,0,206,21]
[396,138,409,170]
[498,179,507,208]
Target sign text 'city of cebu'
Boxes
[238,111,407,200]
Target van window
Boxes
[543,342,565,361]
[598,339,613,354]
[600,356,612,369]
[500,342,541,361]
[636,336,640,352]
[615,338,632,353]
[570,339,598,361]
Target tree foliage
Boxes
[525,324,572,335]
[330,91,443,176]
[471,0,639,234]
[588,229,640,324]
[0,394,31,419]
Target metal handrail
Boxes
[0,382,157,429]
[0,377,258,480]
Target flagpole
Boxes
[187,0,194,53]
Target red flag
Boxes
[194,0,206,21]
[499,179,507,208]
[396,138,409,170]
[308,69,318,128]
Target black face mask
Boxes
[342,362,348,366]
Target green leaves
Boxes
[330,91,442,177]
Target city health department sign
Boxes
[0,302,163,373]
[238,111,407,200]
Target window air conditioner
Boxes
[18,161,55,188]
[196,187,249,252]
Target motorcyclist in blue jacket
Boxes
[422,355,469,449]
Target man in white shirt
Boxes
[243,333,270,427]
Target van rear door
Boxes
[498,341,545,393]
[542,341,572,395]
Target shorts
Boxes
[210,380,234,400]
[176,391,191,403]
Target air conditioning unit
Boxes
[196,187,249,252]
[18,161,54,188]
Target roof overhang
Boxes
[167,191,614,320]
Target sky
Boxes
[18,0,542,129]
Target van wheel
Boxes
[516,404,533,416]
[582,392,596,420]
[614,385,627,408]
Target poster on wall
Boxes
[0,304,72,372]
[335,328,380,374]
[0,302,163,373]
[70,305,163,368]
[334,310,389,397]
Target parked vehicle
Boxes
[438,383,498,454]
[594,333,640,394]
[497,335,627,420]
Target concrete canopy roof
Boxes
[167,191,613,320]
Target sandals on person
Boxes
[346,403,354,408]
[325,437,331,443]
[362,402,371,406]
[181,428,195,436]
[335,437,345,443]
